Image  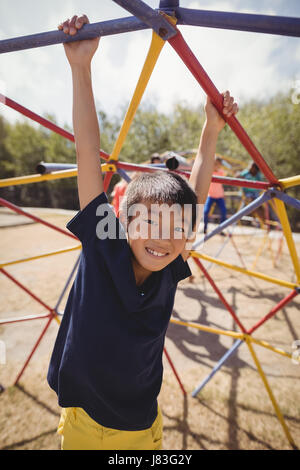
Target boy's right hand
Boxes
[58,15,100,67]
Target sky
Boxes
[0,0,299,128]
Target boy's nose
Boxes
[151,222,171,241]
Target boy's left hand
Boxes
[205,91,238,132]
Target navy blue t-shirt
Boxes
[47,192,191,431]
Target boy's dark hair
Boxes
[250,162,259,171]
[121,171,198,233]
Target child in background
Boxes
[239,162,263,200]
[111,179,128,217]
[203,156,227,235]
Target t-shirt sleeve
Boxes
[257,171,263,181]
[66,192,124,243]
[169,254,192,285]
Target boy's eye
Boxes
[174,227,184,233]
[143,219,158,226]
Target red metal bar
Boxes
[210,176,270,190]
[192,257,247,333]
[103,171,114,192]
[116,161,271,190]
[0,94,109,161]
[0,312,51,326]
[0,267,54,313]
[247,289,298,335]
[167,28,279,186]
[14,314,55,385]
[228,233,248,271]
[0,197,77,240]
[163,347,186,396]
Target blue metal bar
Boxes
[0,17,150,54]
[112,0,177,40]
[159,0,179,8]
[117,168,132,183]
[205,200,245,272]
[36,162,76,174]
[54,254,81,313]
[271,189,300,211]
[1,7,299,55]
[175,7,300,38]
[191,339,243,397]
[193,190,273,250]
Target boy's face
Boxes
[124,200,191,273]
[250,164,258,176]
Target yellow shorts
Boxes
[57,406,163,450]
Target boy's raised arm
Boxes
[189,92,238,206]
[59,15,103,210]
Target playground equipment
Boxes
[0,0,299,449]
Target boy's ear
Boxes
[184,232,196,252]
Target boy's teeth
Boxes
[147,248,166,257]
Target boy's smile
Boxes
[122,200,189,285]
[145,247,169,258]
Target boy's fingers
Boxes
[75,15,89,29]
[70,15,78,26]
[224,96,234,108]
[232,103,239,114]
[223,90,230,101]
[79,14,90,24]
[225,102,239,117]
[69,15,79,35]
[75,18,83,28]
[60,14,89,35]
[61,19,70,34]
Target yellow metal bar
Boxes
[246,335,298,362]
[256,213,265,230]
[170,318,244,340]
[267,235,276,268]
[209,202,216,217]
[273,198,300,283]
[109,30,166,161]
[0,245,81,268]
[245,338,296,448]
[0,164,116,188]
[190,251,298,289]
[279,174,300,189]
[53,313,61,325]
[251,232,268,270]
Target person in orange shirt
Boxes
[111,179,128,217]
[203,157,227,235]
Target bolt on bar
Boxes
[112,0,177,40]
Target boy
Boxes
[48,14,238,450]
[203,156,227,235]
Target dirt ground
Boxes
[0,206,299,450]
